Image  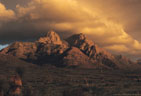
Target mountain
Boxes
[0,30,138,69]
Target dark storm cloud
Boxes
[1,0,30,9]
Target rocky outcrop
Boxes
[37,30,63,45]
[36,30,68,56]
[7,75,22,96]
[66,33,113,59]
[35,31,69,64]
[114,55,137,69]
[66,33,96,58]
[0,42,37,60]
[0,31,69,64]
[66,33,117,68]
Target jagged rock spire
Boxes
[66,33,114,59]
[66,33,96,58]
[66,33,94,47]
[38,30,62,45]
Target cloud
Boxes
[104,45,130,53]
[15,0,93,22]
[80,0,141,41]
[0,0,141,59]
[0,3,15,21]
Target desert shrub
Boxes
[123,83,131,88]
[15,67,25,78]
[0,80,4,91]
[63,88,85,96]
[91,87,106,95]
[0,79,9,96]
[83,86,109,96]
[63,86,109,96]
[23,86,33,96]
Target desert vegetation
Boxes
[0,62,141,96]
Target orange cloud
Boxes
[0,3,15,21]
[104,45,130,52]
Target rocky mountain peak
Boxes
[67,32,95,44]
[37,30,62,45]
[73,33,86,40]
[66,33,114,63]
[0,30,135,69]
[66,33,97,58]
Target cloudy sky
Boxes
[0,0,141,60]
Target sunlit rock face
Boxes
[36,30,69,56]
[0,31,69,65]
[0,30,136,69]
[66,33,114,59]
[66,33,118,68]
[37,30,63,45]
[0,42,37,60]
[66,33,96,58]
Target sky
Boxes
[0,0,141,60]
[0,44,8,50]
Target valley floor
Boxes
[1,62,141,96]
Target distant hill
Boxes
[0,30,140,69]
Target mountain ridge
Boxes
[0,30,138,69]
